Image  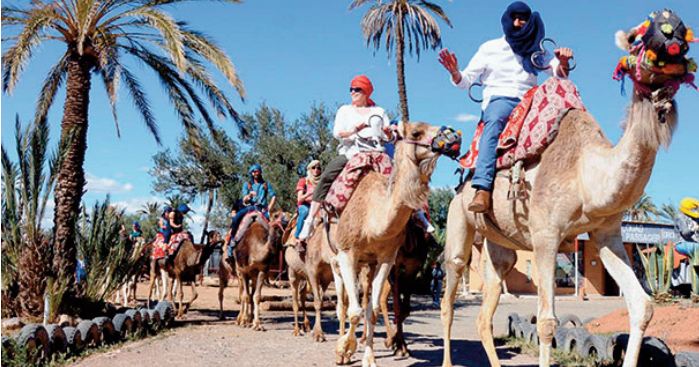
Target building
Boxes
[467,221,682,297]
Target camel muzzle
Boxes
[431,126,462,159]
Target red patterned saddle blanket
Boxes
[234,211,269,242]
[325,152,393,213]
[460,78,586,170]
[150,231,191,260]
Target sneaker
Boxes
[426,223,436,234]
[297,219,314,241]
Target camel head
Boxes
[266,211,289,253]
[394,121,462,180]
[613,9,694,130]
[205,230,224,248]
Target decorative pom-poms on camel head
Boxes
[613,9,697,95]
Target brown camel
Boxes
[146,230,222,318]
[331,121,459,366]
[232,211,287,330]
[440,45,687,367]
[379,218,433,357]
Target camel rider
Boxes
[167,204,192,262]
[438,1,574,213]
[227,164,277,256]
[159,206,173,243]
[675,197,699,257]
[294,160,321,250]
[130,221,143,241]
[298,75,391,241]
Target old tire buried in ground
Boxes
[77,320,101,347]
[607,333,674,367]
[524,324,539,346]
[45,324,68,356]
[519,322,534,341]
[147,309,162,332]
[62,326,84,354]
[552,328,569,350]
[562,327,589,354]
[112,313,134,340]
[675,352,699,367]
[156,301,174,326]
[139,308,151,332]
[507,313,521,337]
[125,309,143,334]
[558,314,583,328]
[93,316,117,344]
[17,324,50,363]
[580,334,609,362]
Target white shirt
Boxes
[333,105,391,159]
[452,36,564,110]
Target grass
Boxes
[499,336,610,367]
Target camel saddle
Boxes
[151,232,168,260]
[325,151,393,214]
[234,211,269,243]
[167,231,192,256]
[459,77,586,172]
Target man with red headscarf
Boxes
[297,75,391,241]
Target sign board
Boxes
[576,221,681,244]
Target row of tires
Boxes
[2,301,175,364]
[507,313,699,367]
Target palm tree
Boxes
[625,193,660,222]
[1,116,58,318]
[658,202,678,224]
[137,201,162,219]
[350,0,451,121]
[2,0,245,295]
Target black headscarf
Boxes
[501,1,545,75]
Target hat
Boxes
[248,163,262,174]
[680,197,699,219]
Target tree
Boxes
[350,0,451,121]
[658,202,678,224]
[151,127,241,243]
[428,187,454,231]
[2,0,245,297]
[626,193,660,222]
[1,116,59,318]
[235,103,338,211]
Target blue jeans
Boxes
[472,96,520,191]
[295,204,310,238]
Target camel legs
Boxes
[236,274,249,326]
[441,195,474,367]
[218,264,229,320]
[477,240,517,367]
[331,261,347,336]
[300,281,311,333]
[309,271,327,342]
[335,251,360,365]
[382,280,396,349]
[592,227,652,367]
[147,259,158,309]
[251,271,265,331]
[176,276,186,318]
[362,262,392,367]
[531,229,562,367]
[290,275,303,336]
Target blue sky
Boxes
[2,0,698,232]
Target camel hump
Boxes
[325,151,393,214]
[234,210,269,243]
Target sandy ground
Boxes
[69,280,628,367]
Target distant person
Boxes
[675,197,699,257]
[431,261,445,308]
[294,160,321,251]
[130,221,143,241]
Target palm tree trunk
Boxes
[19,238,50,318]
[396,14,410,122]
[52,55,92,297]
[199,189,215,244]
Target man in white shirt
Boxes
[438,1,573,212]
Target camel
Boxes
[439,57,687,367]
[232,211,287,330]
[329,121,459,366]
[146,230,222,318]
[379,219,433,357]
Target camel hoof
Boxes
[292,327,302,336]
[312,330,326,342]
[362,354,377,367]
[252,323,265,332]
[359,336,367,345]
[303,320,312,333]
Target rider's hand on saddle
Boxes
[355,122,369,133]
[249,191,257,198]
[438,49,461,84]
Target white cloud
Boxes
[454,113,479,123]
[85,173,134,193]
[112,196,164,214]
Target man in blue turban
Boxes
[438,1,574,212]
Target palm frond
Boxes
[34,53,69,125]
[122,6,187,71]
[2,6,57,93]
[120,66,161,143]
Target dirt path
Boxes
[72,282,625,367]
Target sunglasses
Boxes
[311,166,321,170]
[349,87,363,93]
